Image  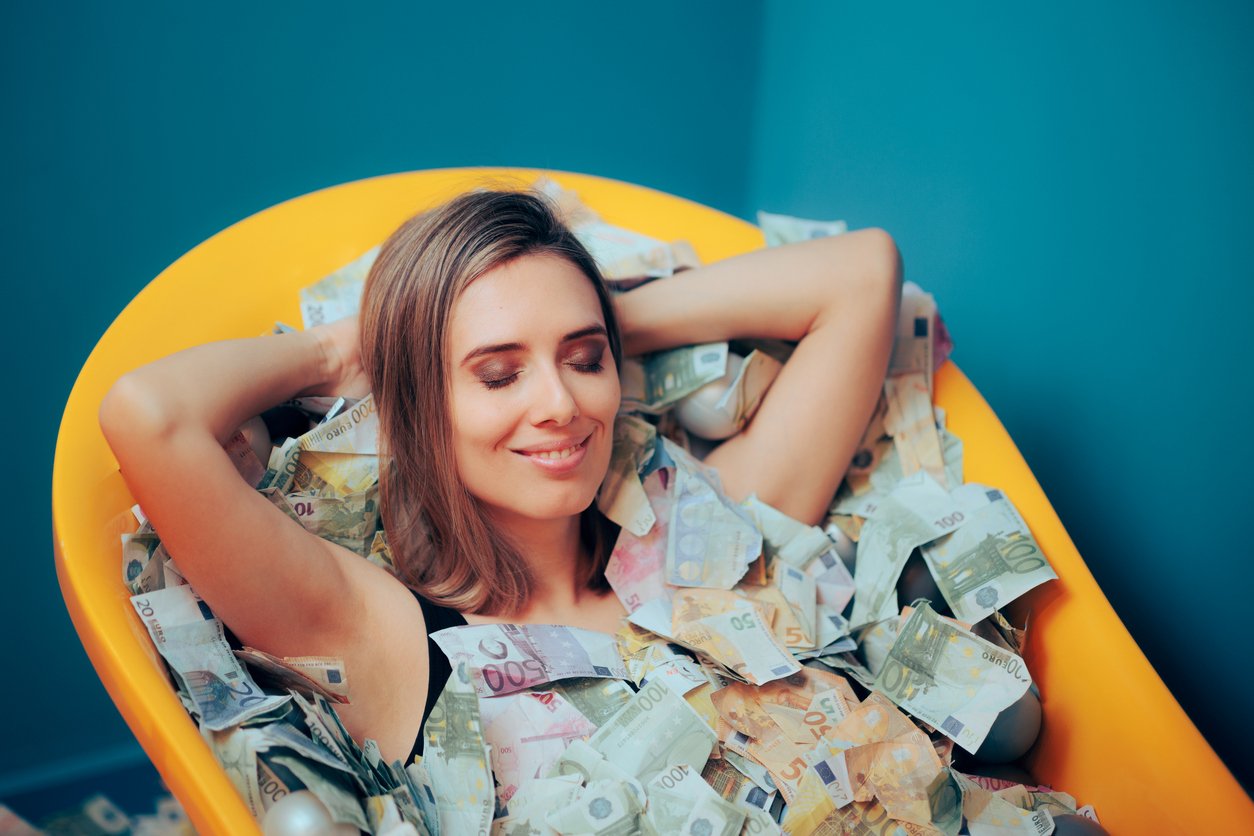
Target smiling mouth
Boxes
[513,435,591,460]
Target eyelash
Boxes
[482,362,604,391]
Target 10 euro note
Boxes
[874,602,1033,753]
[430,623,630,698]
[130,585,289,730]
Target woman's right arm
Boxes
[99,321,372,650]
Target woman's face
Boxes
[447,253,620,526]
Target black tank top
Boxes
[409,590,468,765]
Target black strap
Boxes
[409,590,468,765]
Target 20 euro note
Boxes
[922,487,1057,623]
[130,585,289,730]
[874,602,1033,754]
[429,623,630,698]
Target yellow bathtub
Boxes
[52,168,1253,835]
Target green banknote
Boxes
[921,487,1057,622]
[873,603,1033,754]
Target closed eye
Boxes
[482,373,519,391]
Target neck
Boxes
[491,509,588,616]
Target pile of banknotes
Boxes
[118,181,1104,836]
[1,793,195,835]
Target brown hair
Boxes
[360,187,623,616]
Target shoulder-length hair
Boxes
[359,187,624,616]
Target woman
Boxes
[99,187,900,766]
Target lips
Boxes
[511,432,593,474]
[512,433,591,457]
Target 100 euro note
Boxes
[579,676,718,785]
[849,470,968,628]
[621,342,729,413]
[921,487,1057,623]
[423,661,494,836]
[130,585,289,730]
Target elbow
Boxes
[99,372,175,458]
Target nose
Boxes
[528,362,578,426]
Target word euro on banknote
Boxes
[922,487,1057,623]
[849,471,968,628]
[130,585,289,730]
[297,394,379,456]
[430,623,630,698]
[874,602,1033,753]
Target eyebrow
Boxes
[461,324,609,365]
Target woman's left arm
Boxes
[615,228,901,525]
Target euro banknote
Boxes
[130,585,289,730]
[921,487,1057,622]
[874,603,1034,753]
[430,623,630,698]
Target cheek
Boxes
[582,363,622,420]
[450,385,517,456]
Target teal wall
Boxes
[4,0,1251,795]
[749,0,1253,789]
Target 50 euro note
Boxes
[921,487,1057,623]
[884,371,949,490]
[130,585,289,730]
[672,605,800,686]
[874,602,1033,754]
[429,623,630,698]
[848,470,968,628]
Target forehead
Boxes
[449,253,605,351]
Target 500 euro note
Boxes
[430,623,630,698]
